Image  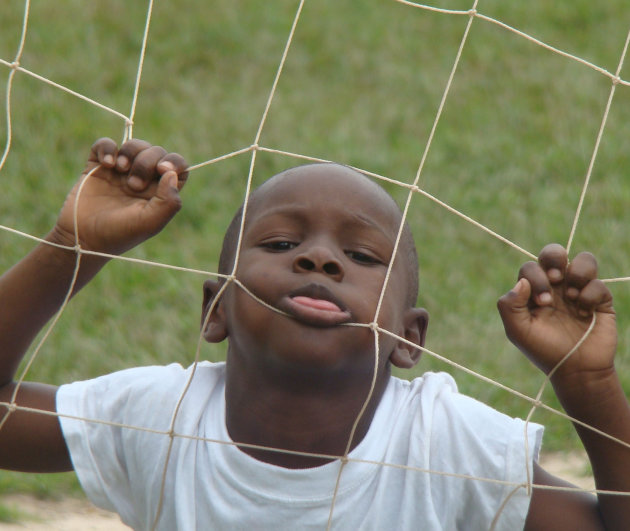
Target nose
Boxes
[292,244,344,281]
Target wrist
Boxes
[46,222,85,249]
[551,366,624,423]
[44,226,110,277]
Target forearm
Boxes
[553,369,630,529]
[0,228,109,384]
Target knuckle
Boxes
[538,243,567,269]
[540,242,565,256]
[572,251,598,271]
[567,263,598,287]
[165,153,187,169]
[518,261,538,278]
[497,295,509,313]
[92,136,113,147]
[119,139,151,157]
[149,145,167,158]
[91,137,116,153]
[172,195,183,212]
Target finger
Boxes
[89,138,118,168]
[157,152,189,190]
[575,279,614,317]
[519,261,553,307]
[497,277,532,344]
[142,171,183,236]
[115,139,152,173]
[126,145,168,192]
[566,252,598,300]
[537,243,568,285]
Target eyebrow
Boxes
[251,206,396,242]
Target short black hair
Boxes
[218,166,420,307]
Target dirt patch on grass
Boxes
[539,450,594,491]
[0,494,129,530]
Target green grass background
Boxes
[1,0,630,507]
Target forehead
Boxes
[246,164,403,233]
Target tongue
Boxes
[292,296,342,312]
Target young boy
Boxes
[0,138,629,530]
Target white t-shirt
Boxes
[57,362,542,530]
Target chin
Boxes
[269,344,382,379]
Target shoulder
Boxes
[402,372,543,453]
[57,361,226,425]
[386,373,543,530]
[386,371,543,488]
[60,360,224,391]
[390,371,533,434]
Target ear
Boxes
[389,307,429,369]
[201,279,228,343]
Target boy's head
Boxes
[218,164,419,307]
[202,163,428,374]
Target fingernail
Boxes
[103,154,114,166]
[538,292,553,305]
[547,268,562,282]
[567,287,579,299]
[158,161,176,172]
[128,175,144,190]
[512,278,524,293]
[117,155,129,171]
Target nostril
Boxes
[297,257,315,271]
[323,262,341,276]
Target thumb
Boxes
[497,278,532,341]
[143,171,182,234]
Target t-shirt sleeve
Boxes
[56,363,190,529]
[423,374,543,530]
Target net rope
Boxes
[1,0,630,528]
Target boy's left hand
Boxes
[497,243,617,381]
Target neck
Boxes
[224,356,390,469]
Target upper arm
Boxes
[0,381,72,472]
[525,462,603,530]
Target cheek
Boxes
[236,256,285,294]
[223,282,267,327]
[372,289,406,333]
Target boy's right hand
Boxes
[0,138,187,473]
[52,138,188,256]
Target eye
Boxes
[261,240,297,252]
[346,250,382,265]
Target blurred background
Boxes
[1,0,629,502]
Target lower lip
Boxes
[283,296,351,327]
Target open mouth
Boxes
[281,284,352,327]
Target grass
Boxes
[0,470,82,522]
[1,0,630,499]
[0,502,25,524]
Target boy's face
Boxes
[203,164,427,378]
